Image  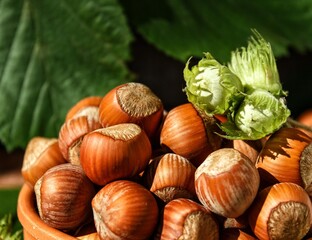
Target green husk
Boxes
[228,30,287,97]
[219,89,291,140]
[183,52,244,116]
[183,31,291,140]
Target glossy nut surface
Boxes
[248,182,312,240]
[34,163,96,231]
[17,184,77,240]
[157,198,219,240]
[80,123,152,186]
[256,127,312,192]
[65,96,102,121]
[223,139,261,164]
[98,82,164,140]
[142,153,196,203]
[58,114,102,165]
[21,137,67,187]
[92,180,159,240]
[160,103,222,167]
[195,148,260,218]
[221,228,257,240]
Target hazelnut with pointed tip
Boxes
[142,153,197,203]
[160,103,222,167]
[157,198,219,240]
[80,123,152,186]
[21,137,67,187]
[34,163,96,232]
[195,148,260,218]
[92,180,159,240]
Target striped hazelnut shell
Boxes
[248,182,312,240]
[92,180,159,240]
[21,137,67,187]
[157,198,219,240]
[142,153,197,203]
[98,82,164,140]
[160,103,222,167]
[80,123,152,186]
[195,148,260,218]
[256,127,312,194]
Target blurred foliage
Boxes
[0,0,132,151]
[121,0,312,62]
[0,189,22,239]
[0,189,20,217]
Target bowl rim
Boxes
[17,183,77,240]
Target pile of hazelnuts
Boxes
[21,82,312,240]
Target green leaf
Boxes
[0,188,20,218]
[123,0,312,62]
[0,213,22,240]
[0,0,133,151]
[0,189,22,239]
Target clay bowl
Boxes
[17,183,98,240]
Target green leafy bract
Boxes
[183,52,244,115]
[0,0,133,151]
[220,89,291,140]
[228,30,286,97]
[183,30,291,140]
